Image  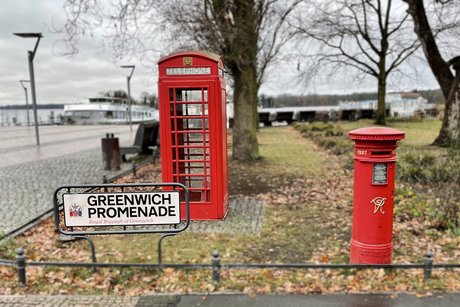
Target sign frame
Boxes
[53,182,190,236]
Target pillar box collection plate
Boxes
[348,127,405,264]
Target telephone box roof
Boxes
[158,50,223,65]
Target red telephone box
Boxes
[348,127,405,264]
[158,51,229,220]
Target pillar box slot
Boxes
[371,151,391,156]
[348,127,405,264]
[158,51,229,220]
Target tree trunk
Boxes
[433,74,460,146]
[403,0,459,146]
[375,71,387,125]
[232,64,260,160]
[254,94,260,132]
[230,0,260,161]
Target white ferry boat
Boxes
[62,96,159,125]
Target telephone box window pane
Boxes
[179,103,208,116]
[183,133,209,144]
[179,118,208,130]
[173,89,208,102]
[373,163,388,184]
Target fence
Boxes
[1,248,459,288]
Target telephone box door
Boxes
[160,81,218,219]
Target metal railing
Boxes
[2,248,459,288]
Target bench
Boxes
[120,120,160,161]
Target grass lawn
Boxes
[1,121,459,295]
[339,118,442,148]
[60,126,334,265]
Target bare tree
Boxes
[294,0,419,125]
[54,0,163,60]
[56,0,300,161]
[139,91,158,108]
[403,0,460,146]
[158,0,301,160]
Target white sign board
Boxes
[63,192,180,227]
[166,67,211,75]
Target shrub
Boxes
[397,150,460,184]
[431,183,460,230]
[0,236,17,259]
[295,123,350,155]
[396,184,460,232]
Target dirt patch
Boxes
[228,158,293,196]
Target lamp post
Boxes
[13,32,43,146]
[19,80,30,126]
[120,65,135,132]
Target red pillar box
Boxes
[348,127,405,264]
[158,51,229,220]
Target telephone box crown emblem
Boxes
[183,57,193,66]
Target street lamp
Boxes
[19,80,30,126]
[13,32,43,146]
[120,65,135,132]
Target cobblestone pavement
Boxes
[0,125,137,235]
[0,295,140,307]
[187,198,265,234]
[1,294,460,307]
[103,197,265,235]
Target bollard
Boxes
[101,133,120,171]
[102,175,108,184]
[15,248,26,288]
[152,146,158,165]
[423,251,433,281]
[132,162,137,178]
[102,134,112,170]
[212,250,221,283]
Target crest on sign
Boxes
[69,204,83,217]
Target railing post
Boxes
[132,162,137,178]
[423,251,433,281]
[15,248,26,288]
[158,233,176,267]
[212,250,221,283]
[74,236,97,273]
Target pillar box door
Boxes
[348,127,405,264]
[158,51,229,220]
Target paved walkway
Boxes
[0,125,137,235]
[1,293,459,307]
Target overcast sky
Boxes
[0,0,440,106]
[0,0,161,106]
